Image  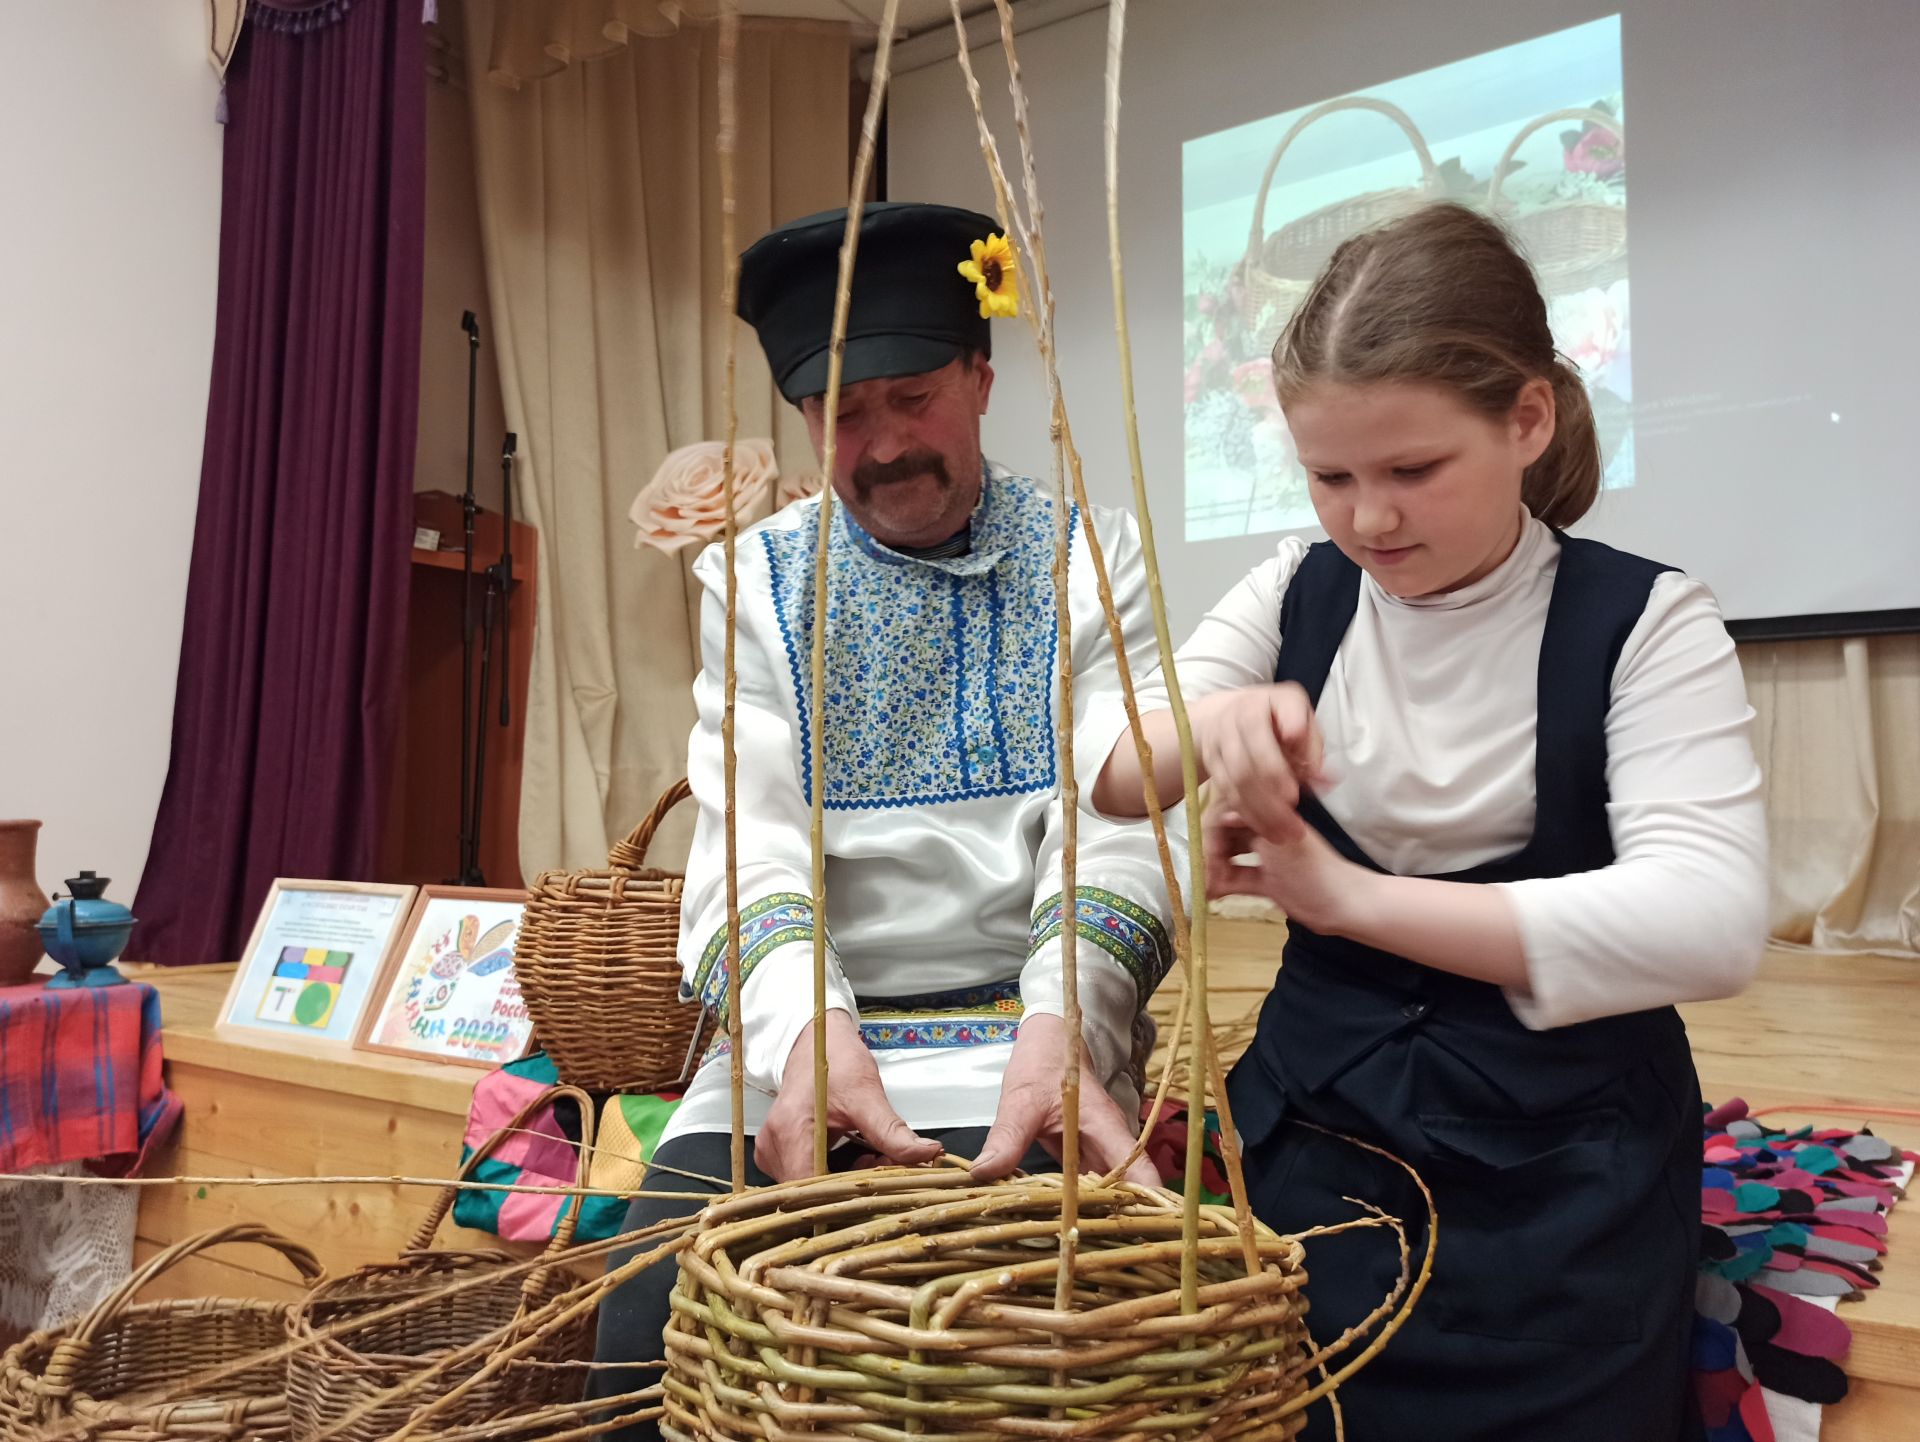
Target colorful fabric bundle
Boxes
[452,1053,680,1243]
[1694,1098,1915,1442]
[588,1091,684,1201]
[1139,1100,1231,1204]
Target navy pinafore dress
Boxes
[1227,537,1704,1442]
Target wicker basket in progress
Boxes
[663,1165,1325,1441]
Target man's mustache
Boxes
[852,450,952,500]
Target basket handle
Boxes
[1242,96,1439,271]
[1488,107,1624,207]
[515,1079,600,1313]
[607,779,693,871]
[43,1223,324,1388]
[411,1083,599,1283]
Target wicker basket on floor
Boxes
[1239,96,1440,331]
[285,1085,599,1441]
[1488,107,1628,296]
[516,779,711,1093]
[0,1223,323,1442]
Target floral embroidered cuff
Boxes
[1026,887,1175,1008]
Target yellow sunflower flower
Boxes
[957,232,1019,320]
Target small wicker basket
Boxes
[1488,107,1628,296]
[0,1223,323,1442]
[1240,96,1440,331]
[285,1085,599,1440]
[516,779,711,1093]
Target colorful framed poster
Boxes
[354,886,533,1069]
[216,880,418,1050]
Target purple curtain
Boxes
[132,0,424,964]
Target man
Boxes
[589,202,1181,1432]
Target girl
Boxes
[1093,203,1767,1440]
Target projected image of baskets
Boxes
[1489,107,1627,297]
[1239,97,1441,333]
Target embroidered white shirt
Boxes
[665,465,1182,1143]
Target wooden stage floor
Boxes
[128,921,1920,1435]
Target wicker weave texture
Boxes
[284,1086,600,1441]
[0,1224,322,1442]
[663,1167,1316,1440]
[518,780,711,1092]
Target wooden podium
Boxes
[379,491,536,889]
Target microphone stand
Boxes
[468,432,517,887]
[456,311,482,885]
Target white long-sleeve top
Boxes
[1091,512,1768,1030]
[663,465,1181,1143]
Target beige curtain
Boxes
[462,0,850,876]
[481,0,728,85]
[1740,634,1920,957]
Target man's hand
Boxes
[753,1010,943,1182]
[971,1012,1160,1187]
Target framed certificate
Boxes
[216,880,418,1050]
[353,886,533,1069]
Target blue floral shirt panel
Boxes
[761,470,1074,811]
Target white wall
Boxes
[0,5,222,904]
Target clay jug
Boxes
[0,820,52,987]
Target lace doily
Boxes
[0,1163,137,1335]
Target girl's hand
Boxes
[1205,806,1373,937]
[1190,682,1334,843]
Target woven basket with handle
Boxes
[0,1223,323,1442]
[1488,107,1628,296]
[285,1085,599,1440]
[1239,96,1440,331]
[516,779,711,1092]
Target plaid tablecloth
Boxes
[0,980,181,1175]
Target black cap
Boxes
[738,202,1000,403]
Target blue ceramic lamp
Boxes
[37,872,135,989]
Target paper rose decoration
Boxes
[629,439,787,553]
